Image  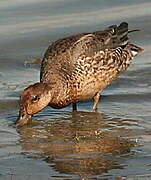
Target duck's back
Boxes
[40,22,129,84]
[40,33,84,83]
[39,22,143,107]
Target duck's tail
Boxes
[95,22,139,50]
[107,22,140,48]
[111,22,129,45]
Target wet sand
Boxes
[0,0,151,179]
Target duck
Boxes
[16,22,143,127]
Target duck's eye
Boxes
[32,95,40,102]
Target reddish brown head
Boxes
[16,82,53,127]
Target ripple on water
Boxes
[0,1,151,178]
[14,111,142,178]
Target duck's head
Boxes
[16,82,53,127]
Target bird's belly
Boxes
[49,100,71,109]
[49,104,68,109]
[49,95,74,109]
[76,70,118,101]
[77,79,105,101]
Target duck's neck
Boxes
[48,80,76,108]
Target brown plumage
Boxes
[16,22,143,127]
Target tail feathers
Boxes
[108,22,128,36]
[128,29,140,35]
[94,22,140,50]
[107,22,129,47]
[107,22,140,49]
[117,22,128,36]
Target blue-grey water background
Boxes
[0,0,151,179]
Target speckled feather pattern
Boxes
[16,22,143,127]
[39,23,141,108]
[71,45,133,101]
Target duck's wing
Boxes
[41,22,135,82]
[69,22,131,61]
[40,34,85,82]
[69,34,101,62]
[41,34,101,83]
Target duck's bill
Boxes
[16,112,32,127]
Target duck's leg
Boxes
[72,103,77,111]
[92,92,100,111]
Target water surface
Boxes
[0,0,151,179]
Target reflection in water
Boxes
[17,111,138,178]
[0,0,150,178]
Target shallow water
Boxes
[0,0,151,179]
